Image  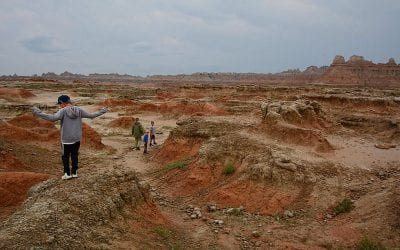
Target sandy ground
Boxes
[0,82,399,249]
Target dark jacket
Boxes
[132,121,144,138]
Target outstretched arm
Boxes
[32,107,63,122]
[80,107,108,119]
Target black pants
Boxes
[61,142,80,175]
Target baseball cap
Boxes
[57,95,71,104]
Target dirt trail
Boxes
[100,114,222,248]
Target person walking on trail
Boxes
[132,117,144,150]
[149,120,157,146]
[143,130,149,154]
[32,95,108,180]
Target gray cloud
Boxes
[21,36,64,53]
[0,0,399,75]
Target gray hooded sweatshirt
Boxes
[33,106,107,144]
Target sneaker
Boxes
[72,171,78,178]
[62,173,72,180]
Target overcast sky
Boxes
[0,0,399,76]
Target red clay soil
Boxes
[207,180,298,215]
[138,103,159,112]
[162,161,298,215]
[261,122,334,152]
[324,223,361,245]
[122,202,176,248]
[0,172,49,221]
[162,162,216,197]
[8,114,56,130]
[97,99,138,107]
[0,151,27,172]
[156,137,298,215]
[0,121,55,143]
[82,123,106,149]
[158,103,226,116]
[130,202,171,228]
[108,116,135,129]
[156,91,178,100]
[0,116,105,149]
[153,137,203,164]
[0,88,35,101]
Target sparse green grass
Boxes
[357,237,386,250]
[171,244,182,250]
[227,207,243,216]
[223,163,236,175]
[333,198,354,215]
[320,241,333,250]
[154,227,183,249]
[154,226,172,240]
[164,159,189,171]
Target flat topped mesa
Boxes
[347,55,373,65]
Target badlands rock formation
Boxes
[2,55,399,86]
[320,55,400,86]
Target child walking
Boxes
[150,121,157,146]
[143,130,149,154]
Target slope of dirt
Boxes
[0,168,150,249]
[1,81,399,249]
[107,116,135,129]
[0,116,106,149]
[0,87,35,101]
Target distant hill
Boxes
[2,55,399,86]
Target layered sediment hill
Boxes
[319,55,400,86]
[2,55,400,86]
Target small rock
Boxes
[46,236,55,243]
[275,161,297,172]
[326,214,333,219]
[280,157,291,163]
[213,219,224,225]
[252,231,261,238]
[375,143,396,149]
[207,204,217,212]
[283,210,294,218]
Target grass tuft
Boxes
[154,226,172,240]
[333,198,354,215]
[223,163,236,175]
[357,237,386,250]
[164,159,189,171]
